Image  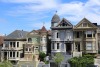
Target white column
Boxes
[15,51,17,58]
[80,42,82,51]
[74,42,76,51]
[64,43,66,52]
[1,51,4,61]
[71,44,73,52]
[19,51,20,58]
[3,44,5,48]
[7,51,8,60]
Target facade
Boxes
[51,14,99,56]
[97,25,100,50]
[0,36,4,61]
[1,26,51,63]
[73,18,98,54]
[51,14,73,55]
[1,30,28,63]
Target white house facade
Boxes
[51,14,73,55]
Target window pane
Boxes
[86,42,92,50]
[57,43,59,49]
[28,38,32,43]
[87,34,92,37]
[17,42,19,47]
[57,33,59,38]
[13,42,15,47]
[17,52,19,57]
[29,48,31,51]
[13,52,15,57]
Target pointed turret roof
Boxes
[40,26,47,32]
[51,14,60,23]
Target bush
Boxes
[0,60,13,67]
[39,52,46,61]
[98,50,100,54]
[68,54,94,67]
[53,53,64,67]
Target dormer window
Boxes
[28,38,32,43]
[60,22,67,27]
[83,23,87,27]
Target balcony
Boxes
[2,47,23,50]
[9,57,20,60]
[51,38,73,41]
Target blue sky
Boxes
[0,0,100,35]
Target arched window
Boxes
[28,38,32,43]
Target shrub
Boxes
[68,54,94,67]
[98,50,100,54]
[39,52,46,61]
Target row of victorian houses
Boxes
[0,13,100,64]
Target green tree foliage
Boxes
[68,54,94,67]
[39,52,46,61]
[53,53,64,67]
[0,60,13,67]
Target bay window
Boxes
[86,42,92,50]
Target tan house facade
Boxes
[73,18,98,54]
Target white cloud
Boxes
[57,0,100,25]
[1,0,100,26]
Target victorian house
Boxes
[73,18,98,54]
[0,36,4,61]
[51,14,73,55]
[1,30,28,63]
[51,13,99,57]
[1,26,51,63]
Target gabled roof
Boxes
[74,18,97,28]
[40,26,47,32]
[57,18,73,27]
[28,26,51,36]
[5,30,29,39]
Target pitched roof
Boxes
[40,26,47,32]
[56,18,73,27]
[0,36,4,45]
[74,18,97,28]
[5,30,29,39]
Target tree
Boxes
[0,60,13,67]
[53,53,64,67]
[39,52,46,61]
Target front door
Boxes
[4,52,7,60]
[66,43,71,55]
[75,43,80,52]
